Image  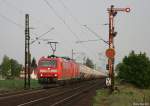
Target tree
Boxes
[117,51,150,88]
[1,55,11,78]
[0,55,22,79]
[85,58,94,69]
[31,57,37,69]
[0,64,2,74]
[10,59,22,78]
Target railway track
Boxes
[56,78,106,106]
[0,79,105,106]
[0,84,60,98]
[0,88,42,97]
[0,85,66,106]
[50,83,98,106]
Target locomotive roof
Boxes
[39,55,74,62]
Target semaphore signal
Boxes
[106,5,130,92]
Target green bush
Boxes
[116,51,150,88]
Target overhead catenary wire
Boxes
[56,0,105,62]
[1,0,65,58]
[57,0,99,42]
[57,0,82,26]
[0,12,55,46]
[0,13,39,37]
[57,0,100,49]
[83,25,108,45]
[43,0,85,54]
[1,0,101,65]
[57,0,107,45]
[2,0,53,30]
[0,0,101,67]
[16,1,69,56]
[43,0,101,64]
[0,0,56,44]
[30,27,54,45]
[2,0,24,14]
[76,39,100,43]
[40,0,77,55]
[43,0,80,40]
[0,12,24,28]
[58,4,106,67]
[57,0,98,44]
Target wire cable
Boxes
[2,0,53,30]
[30,27,54,45]
[57,0,82,26]
[0,12,24,28]
[83,25,108,44]
[56,0,105,63]
[43,0,80,40]
[43,0,102,65]
[57,0,107,45]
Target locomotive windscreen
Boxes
[39,60,57,68]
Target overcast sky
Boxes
[0,0,150,70]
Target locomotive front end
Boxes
[37,57,59,84]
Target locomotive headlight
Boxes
[51,70,58,72]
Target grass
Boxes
[0,79,41,91]
[93,83,150,106]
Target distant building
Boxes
[31,69,37,80]
[20,69,24,79]
[0,69,4,80]
[20,67,37,80]
[0,74,4,80]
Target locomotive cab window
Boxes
[39,60,57,68]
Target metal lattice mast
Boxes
[25,14,31,89]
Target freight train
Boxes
[37,55,106,84]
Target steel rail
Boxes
[17,82,94,106]
[0,84,61,100]
[50,83,98,106]
[0,89,46,100]
[0,88,42,97]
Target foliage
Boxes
[1,55,11,78]
[10,59,22,78]
[85,58,94,69]
[0,55,22,79]
[31,57,37,69]
[116,51,150,88]
[93,83,150,106]
[0,64,1,74]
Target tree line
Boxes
[0,55,22,79]
[0,54,95,79]
[116,51,150,88]
[0,55,37,79]
[84,58,95,69]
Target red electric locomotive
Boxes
[37,55,80,84]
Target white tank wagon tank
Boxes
[79,64,107,80]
